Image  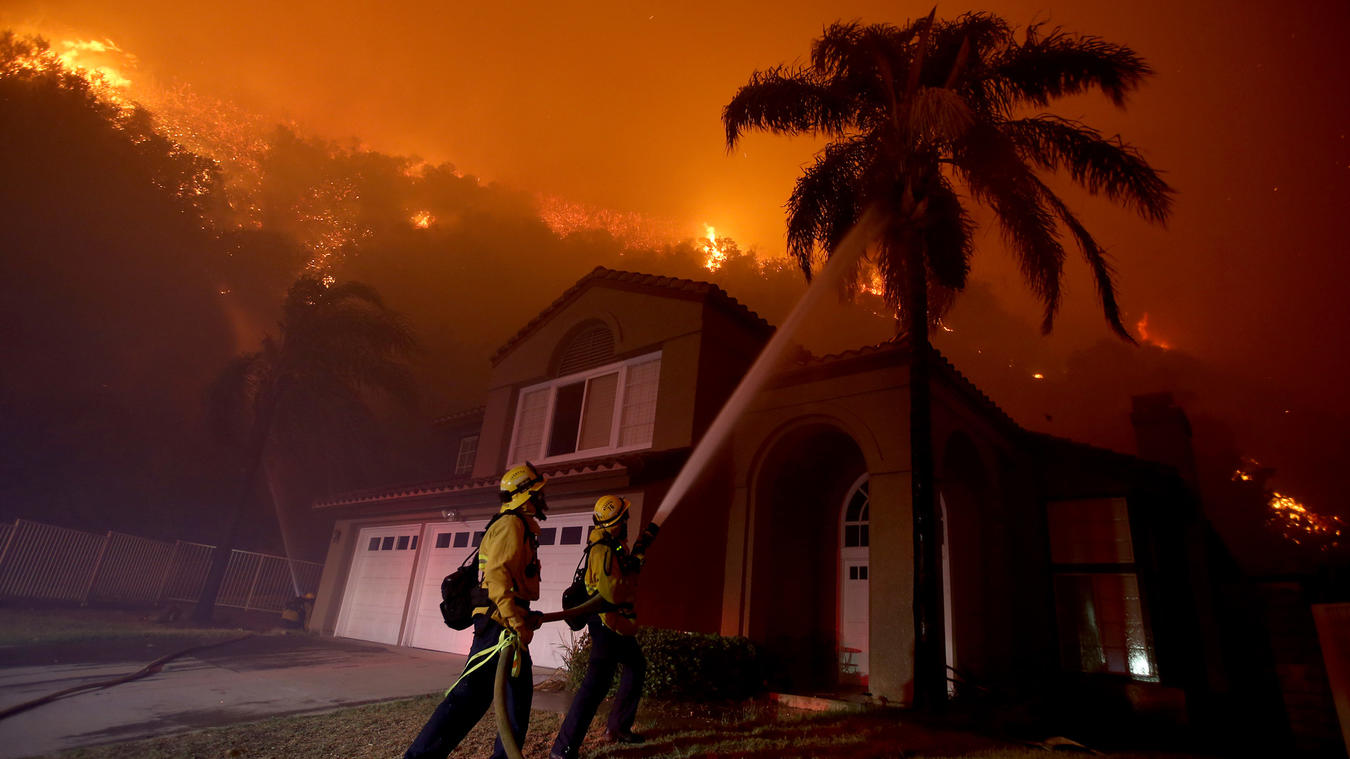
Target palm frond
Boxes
[919,178,974,290]
[956,122,1065,331]
[723,67,854,149]
[986,25,1152,110]
[1032,178,1136,342]
[786,136,872,278]
[1005,115,1172,223]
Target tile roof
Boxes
[490,267,773,365]
[313,447,690,510]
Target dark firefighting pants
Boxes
[404,615,533,759]
[551,618,645,758]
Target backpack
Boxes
[439,511,529,630]
[559,534,617,631]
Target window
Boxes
[396,535,410,550]
[436,533,452,549]
[368,537,380,551]
[844,481,870,548]
[561,526,584,545]
[1047,498,1155,680]
[411,535,418,550]
[454,532,469,548]
[507,352,661,465]
[472,531,485,547]
[381,536,395,551]
[538,527,557,546]
[455,435,479,476]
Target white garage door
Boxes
[402,511,595,669]
[404,518,491,656]
[335,524,422,644]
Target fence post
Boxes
[155,541,182,604]
[243,552,265,610]
[80,531,113,606]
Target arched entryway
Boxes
[747,422,866,692]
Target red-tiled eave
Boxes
[489,267,773,366]
[774,337,1025,439]
[313,447,691,511]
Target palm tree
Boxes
[193,276,417,623]
[724,11,1172,706]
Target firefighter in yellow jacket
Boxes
[405,463,546,759]
[550,495,658,759]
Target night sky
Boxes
[3,1,1348,534]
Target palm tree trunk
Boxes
[192,386,279,623]
[906,258,946,709]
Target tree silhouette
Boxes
[724,12,1172,705]
[195,276,417,622]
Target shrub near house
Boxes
[564,628,765,702]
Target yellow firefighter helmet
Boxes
[593,495,631,528]
[499,462,547,515]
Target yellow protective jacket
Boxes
[474,511,541,633]
[585,526,640,636]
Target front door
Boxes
[839,474,869,682]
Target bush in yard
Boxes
[562,627,765,701]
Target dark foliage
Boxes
[563,627,766,702]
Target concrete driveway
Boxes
[0,632,568,758]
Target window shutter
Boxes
[510,388,549,464]
[618,359,660,447]
[557,324,615,376]
[577,373,619,450]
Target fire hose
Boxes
[489,594,609,759]
[0,633,255,723]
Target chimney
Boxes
[1130,392,1197,485]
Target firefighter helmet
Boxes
[499,462,547,516]
[593,495,631,528]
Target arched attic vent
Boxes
[555,322,616,377]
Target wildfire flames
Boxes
[1234,461,1342,550]
[411,211,434,229]
[702,225,730,271]
[1136,312,1171,349]
[536,194,682,250]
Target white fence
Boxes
[0,518,321,612]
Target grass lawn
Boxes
[0,606,248,646]
[40,692,1216,759]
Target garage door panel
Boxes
[336,525,421,645]
[401,511,595,669]
[405,520,489,654]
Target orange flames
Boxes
[536,194,681,250]
[411,211,434,229]
[1136,312,1171,349]
[702,225,731,271]
[1234,461,1342,550]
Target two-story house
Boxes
[307,266,1217,717]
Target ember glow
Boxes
[1136,313,1171,350]
[536,194,681,250]
[411,211,434,229]
[1233,462,1342,550]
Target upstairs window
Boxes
[454,435,479,476]
[1047,498,1156,680]
[508,352,661,465]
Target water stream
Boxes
[651,211,880,526]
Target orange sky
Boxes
[5,0,1349,425]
